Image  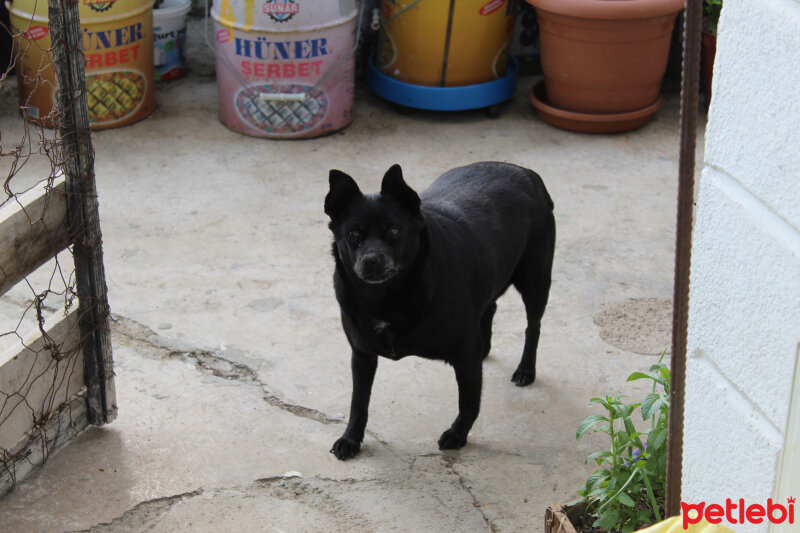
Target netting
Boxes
[0,0,89,494]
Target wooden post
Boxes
[666,0,702,517]
[48,0,117,425]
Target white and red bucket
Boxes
[211,0,357,138]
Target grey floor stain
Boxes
[594,297,672,355]
[246,297,284,313]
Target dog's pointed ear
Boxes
[381,164,420,216]
[325,170,362,220]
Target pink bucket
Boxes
[211,0,357,138]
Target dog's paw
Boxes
[331,437,361,460]
[511,369,535,387]
[437,428,467,450]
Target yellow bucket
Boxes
[8,0,155,129]
[377,0,515,87]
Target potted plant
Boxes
[546,354,670,533]
[702,0,722,103]
[527,0,685,133]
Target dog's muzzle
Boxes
[354,253,398,284]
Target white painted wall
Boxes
[682,0,800,531]
[773,351,800,533]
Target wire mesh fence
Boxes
[0,0,114,495]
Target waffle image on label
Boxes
[86,70,147,124]
[234,83,329,136]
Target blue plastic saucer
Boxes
[366,55,518,112]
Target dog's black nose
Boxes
[361,254,381,267]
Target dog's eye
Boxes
[386,227,401,240]
[346,230,360,242]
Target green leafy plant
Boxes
[704,0,722,35]
[574,351,670,532]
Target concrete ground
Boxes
[0,19,704,533]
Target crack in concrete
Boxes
[111,315,344,426]
[443,456,498,533]
[74,477,319,532]
[81,476,380,532]
[71,489,203,533]
[312,475,385,485]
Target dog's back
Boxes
[421,161,553,214]
[419,162,555,308]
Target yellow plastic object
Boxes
[376,0,515,87]
[8,0,155,129]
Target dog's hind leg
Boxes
[480,302,497,360]
[510,216,555,387]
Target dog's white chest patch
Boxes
[373,320,390,333]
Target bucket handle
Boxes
[203,0,366,113]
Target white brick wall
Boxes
[702,0,800,229]
[682,0,800,531]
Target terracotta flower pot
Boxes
[527,0,685,132]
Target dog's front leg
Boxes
[438,355,482,450]
[331,349,378,460]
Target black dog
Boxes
[324,162,555,459]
